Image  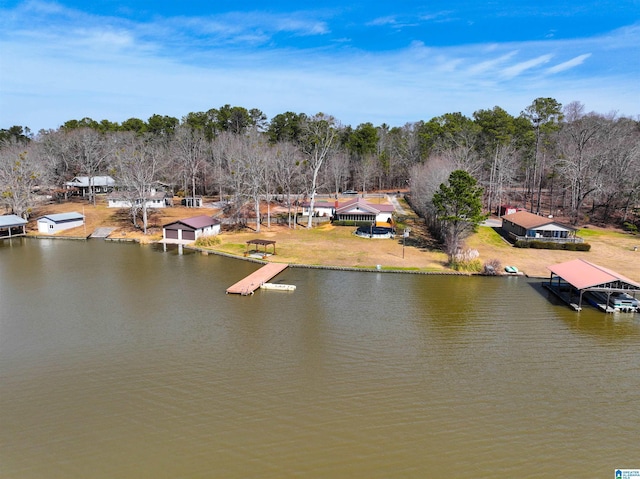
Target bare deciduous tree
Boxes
[299,113,338,228]
[0,140,43,218]
[173,125,208,206]
[112,133,166,233]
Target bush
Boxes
[623,222,638,234]
[515,239,590,251]
[451,259,483,272]
[332,220,374,227]
[194,235,221,248]
[572,243,591,251]
[482,258,502,275]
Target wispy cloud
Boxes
[546,53,592,74]
[467,51,519,75]
[0,1,638,131]
[367,16,398,27]
[500,54,554,79]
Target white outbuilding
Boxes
[162,215,221,243]
[37,212,85,233]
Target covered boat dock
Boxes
[0,214,27,239]
[544,259,640,312]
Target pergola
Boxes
[245,239,276,257]
[546,259,640,311]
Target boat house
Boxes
[37,212,85,233]
[0,214,28,239]
[501,211,580,243]
[162,215,221,243]
[544,259,640,312]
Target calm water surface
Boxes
[1,238,639,478]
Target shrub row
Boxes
[333,220,377,227]
[514,240,591,251]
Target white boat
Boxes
[260,283,296,291]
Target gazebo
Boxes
[245,239,276,258]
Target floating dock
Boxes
[226,263,289,295]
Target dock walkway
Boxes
[226,263,289,295]
[90,227,117,238]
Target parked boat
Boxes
[260,283,296,291]
[608,292,639,313]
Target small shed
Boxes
[0,214,28,238]
[163,215,220,242]
[498,205,519,216]
[37,212,84,233]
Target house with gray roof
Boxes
[65,176,115,197]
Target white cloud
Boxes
[1,2,638,131]
[500,54,553,79]
[467,51,518,75]
[367,16,397,27]
[546,54,592,74]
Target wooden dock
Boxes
[226,263,289,295]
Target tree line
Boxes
[1,99,639,236]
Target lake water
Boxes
[1,238,639,478]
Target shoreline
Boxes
[186,243,476,276]
[12,233,561,280]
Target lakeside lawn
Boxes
[25,197,640,281]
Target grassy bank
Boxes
[24,197,640,281]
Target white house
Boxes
[108,190,169,209]
[65,176,115,197]
[335,197,395,225]
[299,200,336,218]
[162,215,221,242]
[501,211,581,243]
[37,212,84,233]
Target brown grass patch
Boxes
[25,196,640,280]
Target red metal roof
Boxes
[548,259,640,290]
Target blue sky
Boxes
[1,0,639,132]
